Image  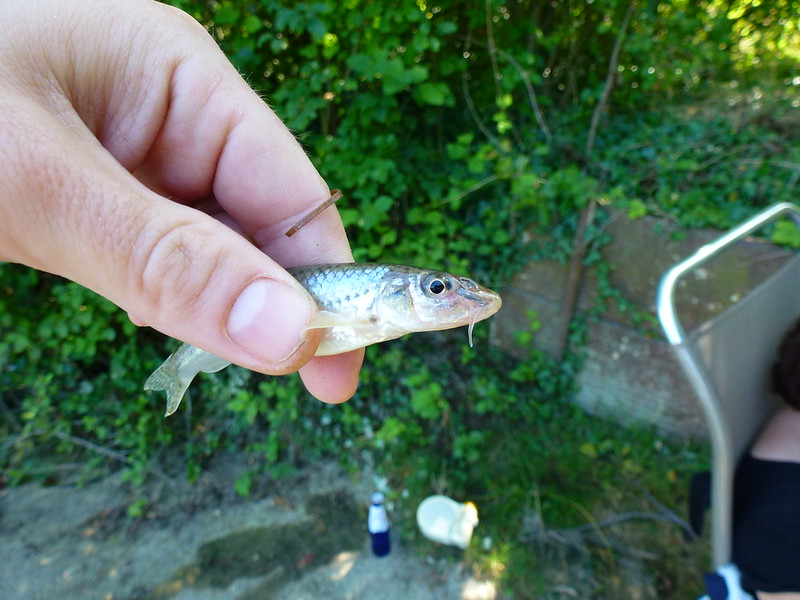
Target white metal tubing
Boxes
[673,343,734,567]
[657,202,800,346]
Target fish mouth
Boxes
[458,286,502,347]
[458,285,503,319]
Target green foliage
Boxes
[0,266,171,485]
[587,107,800,230]
[772,218,800,248]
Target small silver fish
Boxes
[145,263,502,416]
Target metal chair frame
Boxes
[657,202,800,569]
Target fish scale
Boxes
[293,264,390,312]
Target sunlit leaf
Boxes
[413,81,451,106]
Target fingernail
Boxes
[227,278,314,364]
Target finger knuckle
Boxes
[135,219,221,317]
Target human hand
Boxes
[0,0,363,403]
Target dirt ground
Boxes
[0,459,496,600]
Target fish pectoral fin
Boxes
[303,310,375,331]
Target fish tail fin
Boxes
[144,357,191,417]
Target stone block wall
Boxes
[492,210,793,438]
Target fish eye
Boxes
[425,276,447,296]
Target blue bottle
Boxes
[368,492,391,557]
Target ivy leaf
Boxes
[772,220,800,249]
[242,15,262,34]
[346,52,380,78]
[306,17,327,41]
[579,443,599,459]
[214,4,240,25]
[626,199,648,219]
[380,58,414,94]
[413,82,451,106]
[235,472,252,497]
[436,21,458,35]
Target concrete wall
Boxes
[492,210,793,438]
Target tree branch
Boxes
[2,428,175,487]
[585,0,637,159]
[472,41,552,145]
[461,71,504,152]
[554,0,637,360]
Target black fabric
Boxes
[733,453,800,593]
[690,470,712,536]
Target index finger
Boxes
[134,49,353,267]
[112,13,361,400]
[161,56,364,401]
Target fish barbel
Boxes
[145,263,502,416]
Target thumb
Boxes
[0,101,322,375]
[124,200,324,375]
